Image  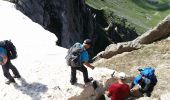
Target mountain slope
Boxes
[93,38,170,98]
[86,0,170,34]
[0,1,115,100]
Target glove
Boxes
[130,84,141,92]
[136,84,142,89]
[91,66,95,70]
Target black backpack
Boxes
[65,43,84,67]
[0,40,17,60]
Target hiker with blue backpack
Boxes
[130,67,157,97]
[0,40,21,85]
[65,39,95,85]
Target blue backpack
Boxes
[139,67,155,79]
[139,67,157,84]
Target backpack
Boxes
[0,40,17,60]
[139,67,157,85]
[65,43,84,67]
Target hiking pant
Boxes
[70,66,89,83]
[144,83,156,97]
[2,59,20,82]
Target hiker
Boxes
[0,40,21,85]
[130,67,157,97]
[105,72,130,100]
[66,39,95,85]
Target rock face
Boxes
[94,14,170,60]
[10,0,95,48]
[5,0,138,56]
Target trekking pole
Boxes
[111,71,115,77]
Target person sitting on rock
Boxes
[105,72,130,100]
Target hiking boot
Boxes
[143,92,151,97]
[5,80,16,85]
[92,80,98,90]
[13,75,21,78]
[85,77,93,84]
[70,80,77,85]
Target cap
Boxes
[118,72,126,80]
[84,39,92,45]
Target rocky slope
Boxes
[93,37,170,100]
[92,12,170,100]
[1,1,170,100]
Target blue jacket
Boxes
[79,44,89,63]
[133,74,157,92]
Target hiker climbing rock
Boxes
[65,39,95,85]
[0,40,21,85]
[130,67,157,97]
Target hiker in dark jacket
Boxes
[0,46,21,85]
[69,39,95,85]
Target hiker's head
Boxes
[83,39,92,49]
[117,72,126,80]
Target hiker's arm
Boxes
[139,78,151,93]
[0,55,8,65]
[83,62,95,69]
[105,90,111,97]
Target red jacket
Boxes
[108,83,130,100]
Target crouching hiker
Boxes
[130,67,157,97]
[105,72,130,100]
[65,39,95,85]
[0,40,21,85]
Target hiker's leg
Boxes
[78,66,89,82]
[2,61,15,82]
[145,84,155,97]
[8,60,20,77]
[70,67,77,83]
[130,82,135,89]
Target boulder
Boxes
[93,41,141,60]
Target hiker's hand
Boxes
[136,84,142,89]
[130,89,134,92]
[91,66,95,70]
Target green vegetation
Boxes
[86,0,170,34]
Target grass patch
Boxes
[86,0,170,34]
